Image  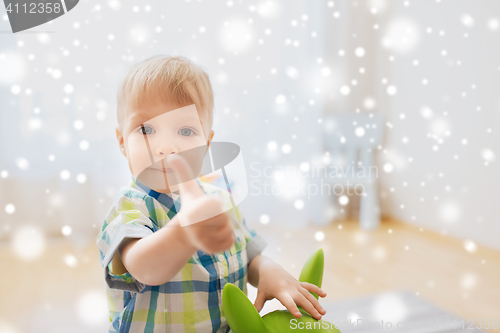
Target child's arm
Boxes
[117,154,235,286]
[247,254,327,320]
[116,215,197,286]
[247,253,273,287]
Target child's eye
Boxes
[139,125,155,135]
[178,128,195,137]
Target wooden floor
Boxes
[0,219,499,332]
[254,219,500,332]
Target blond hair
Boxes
[116,55,214,133]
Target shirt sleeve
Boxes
[205,180,268,264]
[96,190,157,293]
[231,204,267,263]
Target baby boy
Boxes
[96,55,327,333]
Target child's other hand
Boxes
[167,154,235,254]
[254,262,327,320]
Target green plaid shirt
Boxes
[96,176,267,333]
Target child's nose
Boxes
[156,146,177,157]
[155,140,178,157]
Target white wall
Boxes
[373,0,500,250]
[2,0,499,251]
[0,0,331,246]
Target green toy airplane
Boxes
[222,249,341,332]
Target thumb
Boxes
[166,154,205,198]
[253,292,266,313]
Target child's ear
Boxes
[116,127,127,158]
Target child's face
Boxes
[117,101,214,193]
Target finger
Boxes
[299,282,327,297]
[183,196,226,226]
[213,230,235,249]
[253,292,266,312]
[299,287,326,315]
[294,292,322,320]
[185,209,228,228]
[166,154,205,198]
[215,226,235,245]
[277,293,302,318]
[222,233,236,250]
[210,227,233,245]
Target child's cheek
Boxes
[127,135,153,177]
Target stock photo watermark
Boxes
[248,162,379,199]
[290,318,499,331]
[3,0,79,33]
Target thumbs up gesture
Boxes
[166,154,235,255]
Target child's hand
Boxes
[254,262,327,320]
[167,154,235,254]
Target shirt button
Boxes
[218,254,225,262]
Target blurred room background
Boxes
[1,0,499,332]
